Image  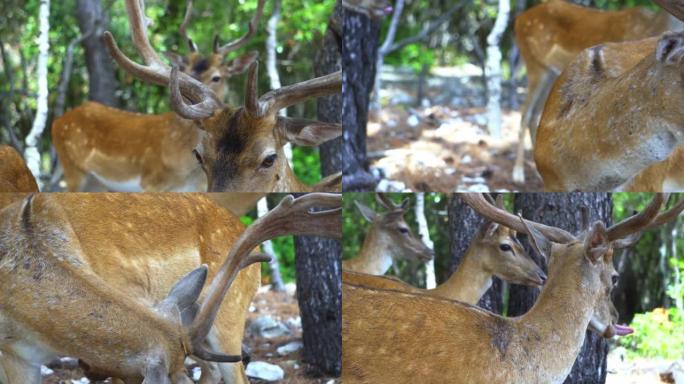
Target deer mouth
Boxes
[589,318,634,338]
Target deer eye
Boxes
[192,149,203,165]
[211,75,221,82]
[398,227,409,235]
[260,154,277,169]
[499,244,512,252]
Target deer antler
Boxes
[605,194,667,241]
[460,194,577,243]
[214,0,267,55]
[103,0,221,118]
[189,193,341,349]
[244,61,342,118]
[653,0,684,21]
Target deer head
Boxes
[355,194,435,265]
[163,0,264,102]
[104,0,342,192]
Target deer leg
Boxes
[0,352,41,384]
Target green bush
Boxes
[620,306,684,360]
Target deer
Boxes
[511,0,683,184]
[343,196,547,304]
[0,145,39,192]
[0,192,341,384]
[343,193,684,383]
[101,0,342,193]
[51,0,266,193]
[534,0,684,192]
[342,194,434,275]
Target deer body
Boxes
[53,102,205,192]
[0,145,38,192]
[534,33,684,191]
[512,0,680,183]
[0,193,259,383]
[343,223,545,303]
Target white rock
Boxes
[376,179,406,192]
[466,184,490,192]
[277,341,303,356]
[40,366,54,376]
[70,378,90,384]
[246,361,285,382]
[249,316,290,338]
[461,155,472,164]
[286,316,302,330]
[407,114,420,127]
[192,366,202,381]
[285,283,297,296]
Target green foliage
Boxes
[620,307,684,360]
[292,146,322,185]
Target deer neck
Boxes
[430,245,491,303]
[273,159,310,192]
[513,246,600,382]
[348,227,394,275]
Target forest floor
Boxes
[606,348,683,383]
[368,65,544,192]
[40,285,338,384]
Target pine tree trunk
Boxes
[511,193,611,384]
[76,0,120,107]
[447,195,503,313]
[341,8,381,191]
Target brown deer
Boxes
[343,197,546,304]
[0,192,341,384]
[342,194,434,275]
[534,0,684,191]
[511,0,682,184]
[0,145,39,192]
[52,0,265,193]
[343,193,684,383]
[102,0,342,192]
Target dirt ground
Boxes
[40,287,338,384]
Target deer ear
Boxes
[223,51,259,75]
[157,265,208,316]
[354,200,376,222]
[484,222,499,238]
[584,221,610,263]
[163,52,188,72]
[400,198,410,210]
[276,117,341,146]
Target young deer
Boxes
[342,194,434,275]
[511,0,681,184]
[52,0,265,192]
[0,145,38,192]
[343,198,546,304]
[103,0,342,192]
[534,9,684,191]
[0,193,341,384]
[343,193,684,383]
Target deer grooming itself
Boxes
[0,145,39,192]
[534,20,684,191]
[511,0,682,184]
[342,194,434,275]
[343,196,546,304]
[102,0,342,192]
[52,0,266,193]
[0,192,341,384]
[343,193,684,384]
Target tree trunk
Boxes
[371,0,405,109]
[315,1,343,178]
[294,232,342,376]
[485,0,510,139]
[258,198,285,292]
[447,195,503,313]
[24,0,50,188]
[76,0,120,107]
[415,193,436,289]
[341,8,382,191]
[511,193,611,384]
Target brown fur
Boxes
[0,193,259,383]
[0,146,39,192]
[535,33,684,191]
[512,0,674,183]
[343,224,544,304]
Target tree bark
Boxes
[76,0,120,107]
[24,0,50,188]
[485,0,510,139]
[415,193,436,289]
[511,193,611,384]
[447,195,503,313]
[341,8,381,191]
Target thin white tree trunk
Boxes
[415,193,435,289]
[371,0,405,110]
[258,197,286,292]
[485,0,510,139]
[24,0,51,189]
